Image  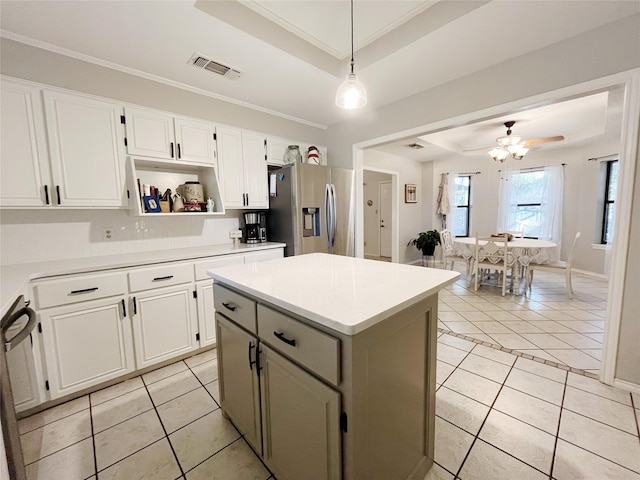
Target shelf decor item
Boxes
[143,195,162,213]
[283,145,302,164]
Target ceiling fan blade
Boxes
[463,146,493,152]
[523,135,564,146]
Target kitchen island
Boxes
[208,253,459,480]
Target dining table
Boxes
[453,236,558,294]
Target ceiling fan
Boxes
[466,121,564,162]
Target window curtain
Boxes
[498,165,564,244]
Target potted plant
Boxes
[409,230,441,256]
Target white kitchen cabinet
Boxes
[43,90,127,207]
[39,296,134,399]
[5,317,42,412]
[0,79,51,207]
[124,107,216,165]
[131,285,198,369]
[195,281,216,347]
[217,126,268,209]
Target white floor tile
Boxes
[553,439,640,480]
[559,409,640,473]
[437,334,476,352]
[513,357,567,383]
[519,333,573,349]
[436,386,490,435]
[157,387,218,434]
[90,377,144,406]
[566,373,632,405]
[141,361,188,385]
[516,349,565,363]
[470,344,516,366]
[424,463,455,480]
[436,362,456,385]
[147,369,202,406]
[563,386,638,434]
[204,380,220,405]
[485,333,537,350]
[442,369,502,406]
[98,439,181,480]
[526,321,574,333]
[458,354,511,383]
[546,349,601,370]
[184,348,217,368]
[470,321,514,334]
[434,417,474,475]
[191,359,218,385]
[184,439,270,480]
[24,438,94,480]
[551,333,602,349]
[18,396,89,435]
[442,321,482,334]
[493,386,561,435]
[436,343,469,366]
[458,439,548,480]
[91,387,154,434]
[505,368,565,405]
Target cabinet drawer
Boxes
[257,304,340,386]
[194,255,244,281]
[129,263,193,292]
[34,272,128,309]
[213,283,256,334]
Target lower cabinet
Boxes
[39,296,134,399]
[216,309,341,480]
[131,285,198,369]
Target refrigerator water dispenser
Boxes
[302,207,320,237]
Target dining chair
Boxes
[439,229,469,274]
[527,232,581,299]
[473,235,514,296]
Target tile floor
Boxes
[438,266,609,374]
[19,333,640,480]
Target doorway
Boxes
[363,169,396,262]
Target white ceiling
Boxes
[1,0,639,131]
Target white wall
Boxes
[363,150,424,265]
[362,170,391,257]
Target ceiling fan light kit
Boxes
[336,0,367,110]
[489,121,530,162]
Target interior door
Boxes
[379,181,392,258]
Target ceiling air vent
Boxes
[406,143,425,149]
[189,53,241,80]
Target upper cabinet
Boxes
[0,80,127,208]
[0,80,51,207]
[217,127,268,209]
[124,107,216,165]
[43,91,127,207]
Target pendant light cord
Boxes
[350,0,355,73]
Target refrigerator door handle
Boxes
[330,184,337,247]
[324,183,332,249]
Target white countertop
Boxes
[1,242,285,316]
[208,253,460,335]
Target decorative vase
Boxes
[283,145,302,164]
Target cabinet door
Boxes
[266,136,290,166]
[43,91,126,207]
[174,117,215,165]
[131,285,198,369]
[243,132,269,208]
[260,344,341,480]
[0,80,51,207]
[124,107,174,159]
[216,314,262,453]
[40,296,134,399]
[195,280,216,347]
[216,126,245,208]
[6,318,41,412]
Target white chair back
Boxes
[475,236,509,266]
[440,229,454,254]
[566,231,581,267]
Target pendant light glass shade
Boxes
[336,0,367,109]
[335,62,367,109]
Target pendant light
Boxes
[335,0,367,109]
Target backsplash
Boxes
[0,209,241,265]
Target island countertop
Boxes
[208,252,460,335]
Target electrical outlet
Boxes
[103,227,113,240]
[229,229,242,239]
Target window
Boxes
[601,159,618,244]
[497,165,563,242]
[453,175,471,237]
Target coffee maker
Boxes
[241,212,267,244]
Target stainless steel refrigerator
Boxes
[267,163,355,257]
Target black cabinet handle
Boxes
[248,342,256,371]
[44,185,50,205]
[133,297,137,315]
[121,299,126,317]
[56,185,61,205]
[170,142,174,158]
[222,302,236,312]
[274,331,296,347]
[177,143,181,159]
[153,275,174,281]
[69,287,98,295]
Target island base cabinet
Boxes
[215,314,262,453]
[39,296,134,399]
[260,344,341,480]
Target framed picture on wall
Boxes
[405,184,417,203]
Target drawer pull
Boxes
[274,331,296,347]
[69,287,99,295]
[153,275,174,281]
[222,302,236,312]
